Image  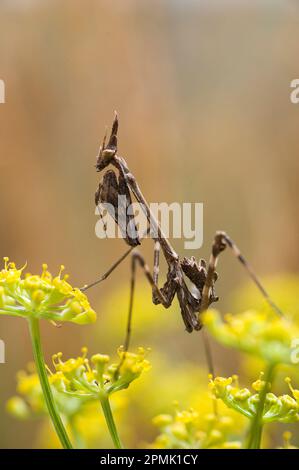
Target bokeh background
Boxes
[0,0,299,448]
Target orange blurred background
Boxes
[0,0,299,448]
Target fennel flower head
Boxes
[209,374,299,424]
[0,258,96,324]
[6,362,87,420]
[49,346,151,399]
[6,363,46,419]
[151,403,242,449]
[202,309,299,365]
[6,363,127,448]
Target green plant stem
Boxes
[100,392,123,449]
[28,317,73,449]
[247,364,275,449]
[69,416,85,449]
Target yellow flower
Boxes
[6,362,89,420]
[285,377,299,402]
[6,396,31,420]
[209,374,299,424]
[203,309,298,364]
[49,346,151,398]
[0,258,96,324]
[6,359,131,448]
[151,403,242,449]
[278,431,298,449]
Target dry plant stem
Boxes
[247,364,275,449]
[28,317,73,449]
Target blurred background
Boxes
[0,0,299,448]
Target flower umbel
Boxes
[203,309,298,364]
[6,362,91,420]
[49,346,151,398]
[48,346,150,449]
[0,258,96,324]
[209,374,299,424]
[6,363,127,449]
[151,403,242,449]
[7,347,150,449]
